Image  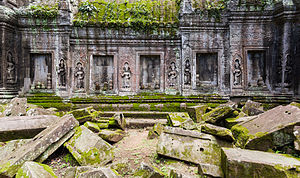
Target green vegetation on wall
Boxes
[192,0,228,20]
[26,3,59,19]
[73,0,181,32]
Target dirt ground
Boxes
[45,128,199,177]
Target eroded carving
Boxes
[184,59,191,85]
[6,51,16,83]
[121,62,131,89]
[168,62,178,87]
[58,59,66,87]
[74,62,85,89]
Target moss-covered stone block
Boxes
[16,161,57,178]
[157,127,223,177]
[64,125,114,166]
[98,129,125,143]
[84,121,101,133]
[202,106,234,125]
[167,112,191,127]
[241,100,264,116]
[201,123,235,142]
[148,123,164,139]
[68,107,101,124]
[186,105,208,122]
[221,147,300,178]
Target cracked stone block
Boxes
[157,126,223,177]
[64,125,114,166]
[16,161,57,178]
[221,147,300,178]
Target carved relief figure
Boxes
[6,52,16,83]
[121,62,131,88]
[74,62,85,89]
[184,59,191,85]
[233,59,242,86]
[58,59,66,86]
[168,62,178,87]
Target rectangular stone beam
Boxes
[0,115,59,142]
[0,114,79,177]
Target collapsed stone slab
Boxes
[202,106,235,125]
[2,98,27,117]
[64,166,119,178]
[232,105,300,151]
[201,123,235,142]
[0,115,59,142]
[241,100,264,116]
[0,139,31,161]
[167,112,191,127]
[157,126,223,177]
[186,105,208,122]
[221,147,300,178]
[64,125,114,166]
[0,114,78,177]
[16,161,57,178]
[98,129,125,143]
[68,107,100,124]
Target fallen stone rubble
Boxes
[0,99,299,177]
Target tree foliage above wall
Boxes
[73,0,181,32]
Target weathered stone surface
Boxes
[242,100,264,116]
[0,115,59,142]
[84,121,100,133]
[225,115,255,128]
[0,114,78,177]
[202,106,234,125]
[26,108,56,116]
[221,147,300,178]
[68,107,100,124]
[2,98,27,117]
[113,113,126,130]
[35,130,75,163]
[16,161,57,178]
[157,126,223,177]
[133,162,165,177]
[167,112,191,127]
[294,126,300,151]
[98,129,125,143]
[201,123,235,141]
[64,125,114,166]
[148,123,164,139]
[64,166,119,178]
[0,139,31,161]
[232,105,300,151]
[186,105,208,122]
[181,117,197,130]
[78,168,120,178]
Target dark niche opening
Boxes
[30,53,52,89]
[247,51,266,87]
[93,55,114,91]
[196,53,218,87]
[140,55,161,90]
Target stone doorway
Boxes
[30,54,52,90]
[196,53,218,88]
[247,51,266,88]
[139,55,161,91]
[92,55,114,92]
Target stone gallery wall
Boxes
[0,0,299,97]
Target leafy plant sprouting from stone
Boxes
[192,0,229,21]
[73,0,180,32]
[26,3,59,19]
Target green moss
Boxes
[133,169,150,176]
[231,125,253,148]
[16,167,29,178]
[37,163,57,178]
[25,3,59,19]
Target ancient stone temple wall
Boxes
[0,0,299,98]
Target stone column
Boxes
[279,20,293,93]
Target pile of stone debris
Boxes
[0,98,299,177]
